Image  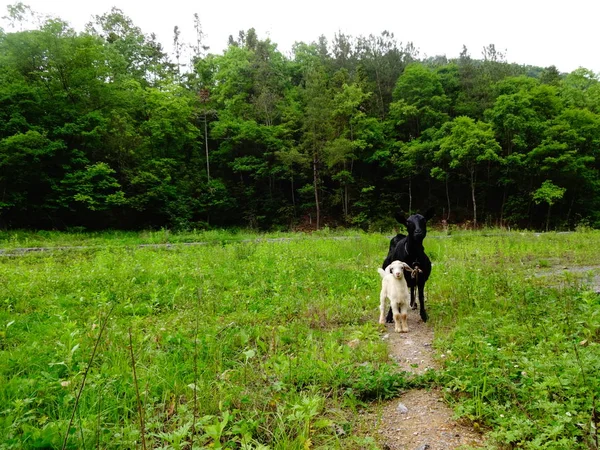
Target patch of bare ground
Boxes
[533,264,600,293]
[368,309,485,450]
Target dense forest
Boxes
[1,4,600,231]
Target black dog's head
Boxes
[395,207,435,243]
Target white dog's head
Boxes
[386,260,411,279]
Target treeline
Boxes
[1,6,600,230]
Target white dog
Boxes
[377,260,412,333]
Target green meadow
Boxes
[1,229,599,449]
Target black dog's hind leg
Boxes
[418,282,428,322]
[385,307,394,323]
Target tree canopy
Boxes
[1,5,599,230]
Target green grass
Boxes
[1,229,599,449]
[0,232,401,449]
[0,227,362,251]
[428,230,600,450]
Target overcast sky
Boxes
[1,0,598,74]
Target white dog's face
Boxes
[390,262,404,279]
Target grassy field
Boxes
[1,229,599,449]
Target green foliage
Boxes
[532,180,566,207]
[0,131,67,217]
[429,230,600,449]
[61,162,126,211]
[439,117,501,170]
[0,5,600,230]
[0,231,401,448]
[2,230,600,448]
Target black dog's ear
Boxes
[423,207,435,221]
[395,211,407,224]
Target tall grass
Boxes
[1,229,599,449]
[0,232,399,449]
[428,231,600,449]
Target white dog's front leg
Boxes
[391,301,403,333]
[399,302,408,333]
[379,291,387,324]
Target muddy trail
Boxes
[368,309,485,450]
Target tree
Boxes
[60,162,125,212]
[539,65,561,86]
[1,5,600,231]
[560,68,599,111]
[389,63,449,140]
[384,64,448,213]
[486,77,560,223]
[532,180,566,231]
[299,58,332,230]
[355,31,416,119]
[85,7,172,85]
[528,108,600,227]
[0,131,67,225]
[487,77,557,156]
[437,117,501,228]
[326,81,372,220]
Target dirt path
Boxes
[371,309,485,450]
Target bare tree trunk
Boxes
[204,110,210,182]
[374,67,385,119]
[346,158,354,220]
[445,172,451,221]
[471,169,477,229]
[344,183,348,219]
[408,177,412,213]
[566,195,575,228]
[524,178,532,228]
[342,161,348,218]
[500,185,507,227]
[546,205,551,232]
[291,173,296,210]
[313,154,320,230]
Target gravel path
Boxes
[372,308,485,450]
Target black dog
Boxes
[382,208,434,322]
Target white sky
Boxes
[1,0,598,74]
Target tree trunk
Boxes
[204,110,210,182]
[291,173,296,210]
[525,175,536,229]
[347,158,354,220]
[445,172,451,221]
[471,168,477,229]
[374,67,385,119]
[344,183,348,219]
[313,154,320,230]
[500,184,507,227]
[546,204,551,232]
[342,161,348,219]
[408,177,412,213]
[566,195,575,228]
